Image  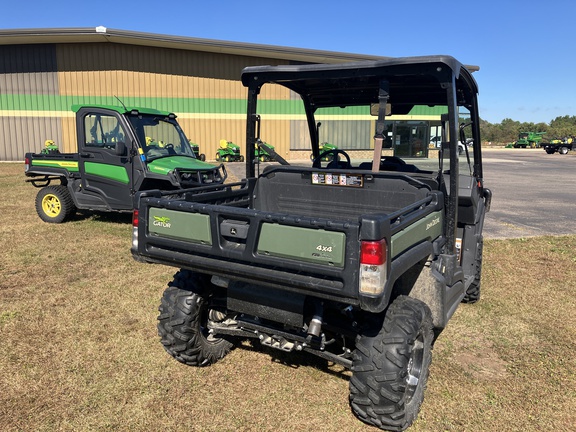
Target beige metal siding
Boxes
[0,116,63,159]
[0,44,62,159]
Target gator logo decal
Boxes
[152,216,171,228]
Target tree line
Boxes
[479,115,576,144]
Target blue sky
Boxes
[2,0,575,124]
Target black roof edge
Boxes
[0,27,480,72]
[241,55,478,93]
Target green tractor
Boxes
[216,139,244,162]
[310,142,338,161]
[512,131,545,148]
[255,140,275,162]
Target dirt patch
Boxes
[453,348,510,381]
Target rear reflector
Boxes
[131,210,139,249]
[132,210,139,227]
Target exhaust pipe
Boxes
[307,301,324,337]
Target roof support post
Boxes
[445,77,459,254]
[245,85,260,178]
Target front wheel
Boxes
[35,185,76,223]
[559,146,569,155]
[350,296,433,431]
[157,270,234,366]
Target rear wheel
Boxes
[157,269,234,366]
[350,296,433,431]
[35,185,75,223]
[559,146,569,155]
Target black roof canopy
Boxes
[241,55,478,113]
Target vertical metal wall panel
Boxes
[291,120,312,151]
[61,116,77,153]
[0,44,61,160]
[0,116,62,159]
[316,119,373,150]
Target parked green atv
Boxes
[189,141,206,161]
[24,104,226,223]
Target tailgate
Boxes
[134,195,362,303]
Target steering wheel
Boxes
[378,156,407,171]
[164,143,177,154]
[380,156,406,165]
[312,149,351,169]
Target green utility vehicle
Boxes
[25,104,226,223]
[189,141,206,161]
[132,56,491,431]
[542,135,575,154]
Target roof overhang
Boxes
[0,27,480,72]
[242,55,479,113]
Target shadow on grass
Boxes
[235,339,351,381]
[70,210,133,224]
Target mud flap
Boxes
[410,253,464,330]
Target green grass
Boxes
[1,162,575,431]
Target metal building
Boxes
[0,27,478,162]
[0,27,380,161]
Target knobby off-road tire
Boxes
[35,185,76,223]
[462,236,483,303]
[559,146,569,155]
[157,269,234,366]
[350,296,434,431]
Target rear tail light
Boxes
[131,210,139,249]
[132,209,139,227]
[24,156,30,172]
[359,239,388,295]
